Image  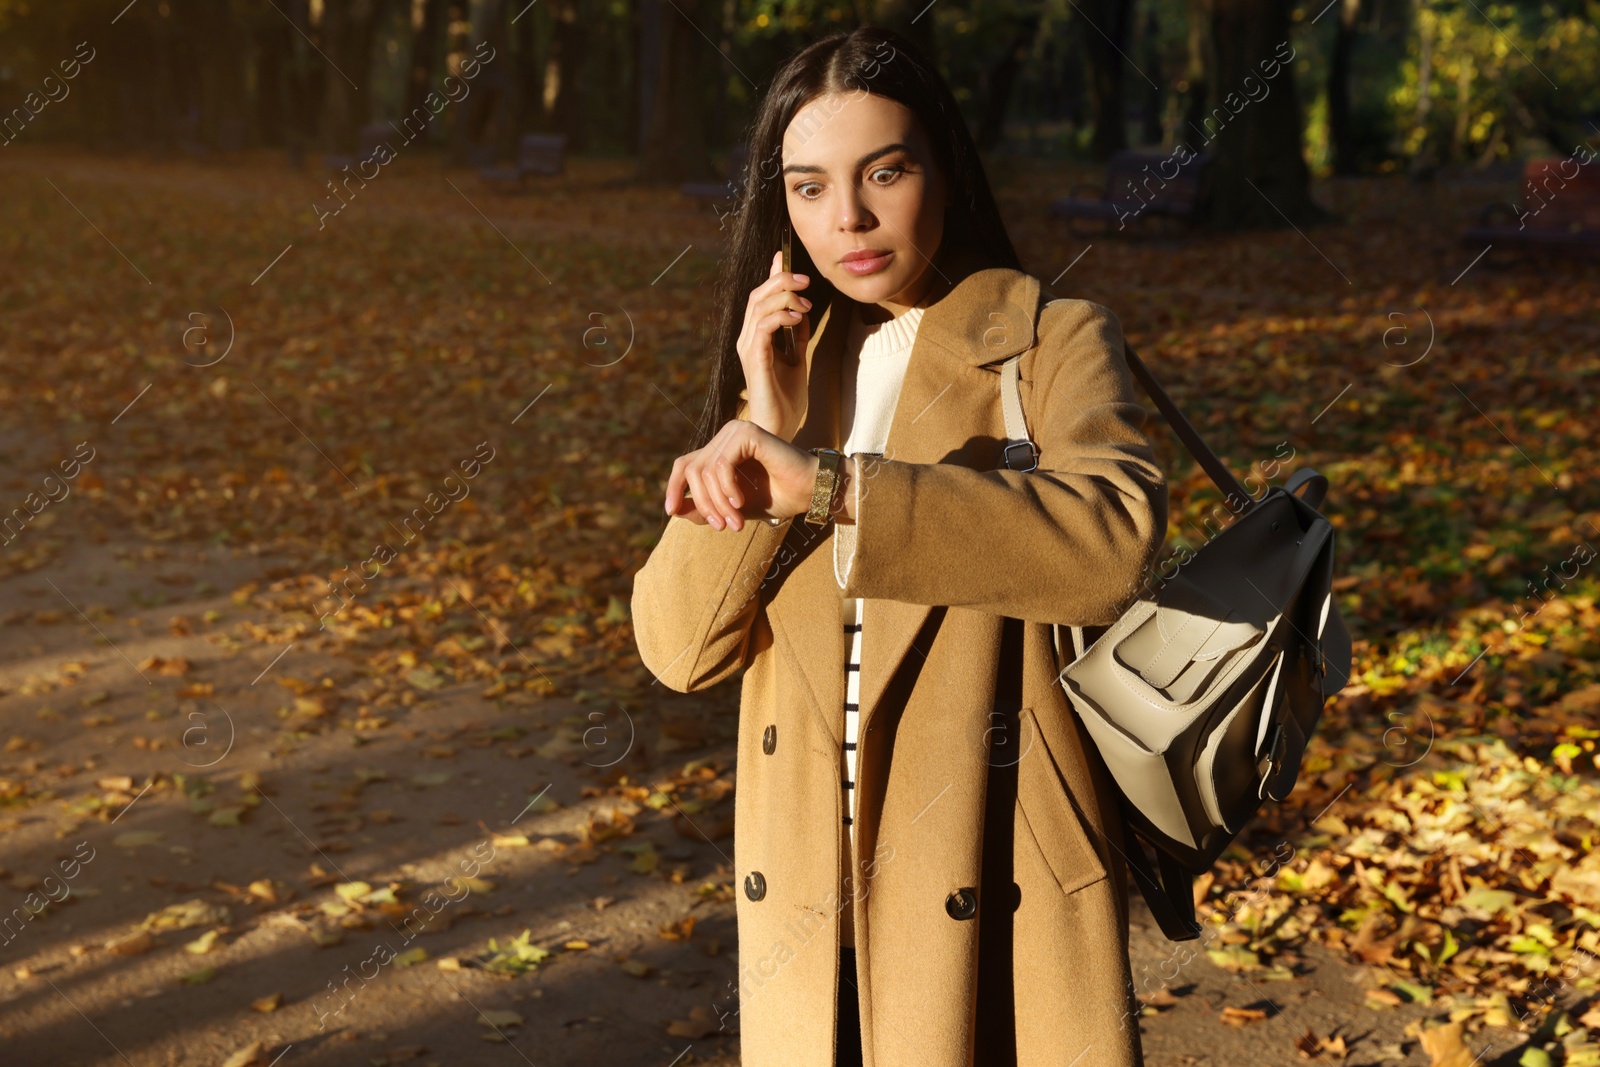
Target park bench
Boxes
[1461,155,1600,257]
[1049,149,1212,237]
[680,142,750,204]
[477,133,569,192]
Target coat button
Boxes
[945,887,977,920]
[744,871,767,901]
[762,724,776,754]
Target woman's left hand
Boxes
[664,419,820,531]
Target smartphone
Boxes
[779,222,799,366]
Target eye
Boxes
[870,164,907,185]
[795,181,822,200]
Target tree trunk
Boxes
[975,9,1042,152]
[639,0,712,181]
[1407,0,1436,178]
[449,0,508,165]
[1079,0,1133,159]
[254,13,294,149]
[317,0,378,153]
[637,0,661,157]
[1326,0,1360,175]
[708,0,737,148]
[1182,0,1211,148]
[1198,0,1333,229]
[406,0,448,125]
[173,0,244,149]
[550,0,588,148]
[489,0,520,159]
[1139,5,1164,144]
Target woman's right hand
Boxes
[736,250,813,442]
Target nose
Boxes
[836,184,877,233]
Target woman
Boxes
[631,26,1168,1067]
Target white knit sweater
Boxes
[834,300,923,948]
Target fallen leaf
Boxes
[184,929,221,954]
[666,1004,722,1039]
[658,915,696,941]
[1419,1021,1476,1067]
[142,899,229,932]
[209,806,246,827]
[221,1041,262,1067]
[1207,945,1261,972]
[104,930,156,955]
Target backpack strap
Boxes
[1001,352,1086,669]
[1121,816,1204,940]
[998,355,1038,473]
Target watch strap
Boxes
[805,448,843,525]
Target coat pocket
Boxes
[1014,705,1110,897]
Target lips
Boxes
[839,249,893,276]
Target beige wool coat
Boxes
[631,264,1170,1067]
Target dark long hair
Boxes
[687,25,1021,453]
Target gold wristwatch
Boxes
[804,447,844,525]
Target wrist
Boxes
[750,408,800,443]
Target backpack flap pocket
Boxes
[1111,571,1264,703]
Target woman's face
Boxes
[781,91,949,311]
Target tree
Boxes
[406,0,450,124]
[1138,3,1165,145]
[449,0,509,165]
[1197,0,1334,230]
[1326,0,1361,175]
[1078,0,1135,159]
[317,0,381,153]
[974,8,1043,152]
[547,0,590,149]
[1182,0,1211,145]
[639,0,713,182]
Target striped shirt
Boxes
[834,301,924,948]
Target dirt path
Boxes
[0,521,1533,1067]
[0,524,750,1066]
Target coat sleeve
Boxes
[837,299,1168,626]
[630,393,795,694]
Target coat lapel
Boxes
[781,263,1044,741]
[777,298,848,745]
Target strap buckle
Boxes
[1002,441,1038,472]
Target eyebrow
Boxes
[781,142,912,177]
